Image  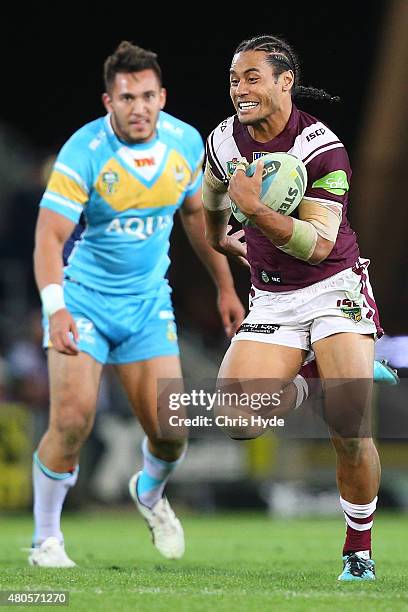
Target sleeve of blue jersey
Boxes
[40,128,93,223]
[184,127,205,197]
[185,167,203,197]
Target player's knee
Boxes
[215,417,264,440]
[214,404,265,440]
[332,437,372,463]
[52,409,93,452]
[220,424,263,440]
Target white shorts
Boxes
[232,258,382,354]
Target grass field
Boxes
[0,510,407,611]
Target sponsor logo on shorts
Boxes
[236,323,280,335]
[75,317,96,344]
[259,270,282,284]
[337,299,362,322]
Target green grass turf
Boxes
[0,510,407,611]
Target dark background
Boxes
[3,4,386,153]
[0,2,395,341]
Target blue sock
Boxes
[136,438,186,509]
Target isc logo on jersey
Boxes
[106,215,172,239]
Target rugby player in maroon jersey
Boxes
[202,34,388,581]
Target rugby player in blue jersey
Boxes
[29,41,245,567]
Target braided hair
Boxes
[234,35,340,103]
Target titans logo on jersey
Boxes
[40,112,204,295]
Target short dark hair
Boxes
[234,34,339,103]
[103,41,162,92]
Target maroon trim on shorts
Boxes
[352,259,384,337]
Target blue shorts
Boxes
[43,279,180,365]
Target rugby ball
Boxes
[230,152,307,225]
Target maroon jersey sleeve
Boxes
[303,144,352,221]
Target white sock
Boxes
[339,495,377,530]
[293,375,309,410]
[32,451,78,546]
[354,550,370,560]
[339,495,377,558]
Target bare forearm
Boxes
[204,208,232,249]
[33,209,76,291]
[247,204,293,246]
[34,232,65,291]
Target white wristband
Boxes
[40,284,66,317]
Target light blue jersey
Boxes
[40,111,204,296]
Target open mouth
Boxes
[237,102,259,112]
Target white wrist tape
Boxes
[40,284,66,317]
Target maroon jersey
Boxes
[206,105,360,292]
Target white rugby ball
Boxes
[230,152,307,225]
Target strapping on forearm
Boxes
[277,218,318,261]
[300,199,341,242]
[202,163,230,211]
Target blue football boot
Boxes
[338,553,376,581]
[373,359,399,386]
